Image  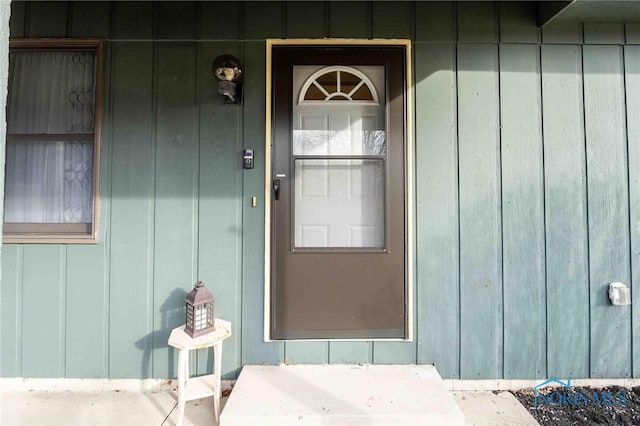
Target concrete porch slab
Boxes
[0,389,228,426]
[220,364,466,426]
[0,380,540,425]
[452,391,539,426]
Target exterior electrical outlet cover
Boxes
[608,282,631,306]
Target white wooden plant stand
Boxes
[168,319,232,426]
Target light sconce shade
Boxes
[213,54,243,104]
[185,281,215,338]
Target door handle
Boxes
[273,179,280,200]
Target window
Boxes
[298,66,379,104]
[4,40,102,243]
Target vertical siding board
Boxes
[26,1,68,38]
[21,246,64,377]
[111,2,153,40]
[109,42,154,378]
[200,2,241,40]
[328,1,370,39]
[59,248,67,376]
[500,45,546,379]
[153,42,198,379]
[1,246,21,376]
[457,1,498,43]
[285,341,329,365]
[457,44,502,379]
[372,1,413,40]
[625,45,640,377]
[372,341,416,364]
[243,2,283,40]
[542,45,590,379]
[329,342,372,364]
[584,45,632,378]
[499,2,540,44]
[414,43,459,376]
[99,43,113,378]
[542,23,583,45]
[286,2,326,39]
[415,2,455,43]
[198,41,243,378]
[70,1,111,38]
[66,245,108,378]
[285,342,328,365]
[154,2,197,40]
[9,1,26,38]
[584,23,625,45]
[242,41,283,365]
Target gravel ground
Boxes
[512,386,640,425]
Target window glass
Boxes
[293,65,386,250]
[5,140,93,223]
[7,51,96,134]
[300,66,378,103]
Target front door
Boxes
[270,45,407,340]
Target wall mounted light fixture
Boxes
[608,282,631,306]
[213,54,243,104]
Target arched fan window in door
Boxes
[298,66,379,105]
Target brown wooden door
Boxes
[270,46,407,339]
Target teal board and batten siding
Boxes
[1,1,639,380]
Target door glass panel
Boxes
[294,159,384,248]
[303,84,325,101]
[299,66,379,103]
[292,65,386,250]
[315,71,338,94]
[340,71,362,96]
[292,126,386,156]
[351,84,374,101]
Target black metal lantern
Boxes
[212,54,243,104]
[185,281,215,338]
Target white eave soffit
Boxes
[538,0,640,27]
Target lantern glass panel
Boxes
[207,304,214,326]
[186,303,194,329]
[195,304,208,330]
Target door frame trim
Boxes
[264,39,414,342]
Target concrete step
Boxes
[220,364,465,426]
[453,391,540,426]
